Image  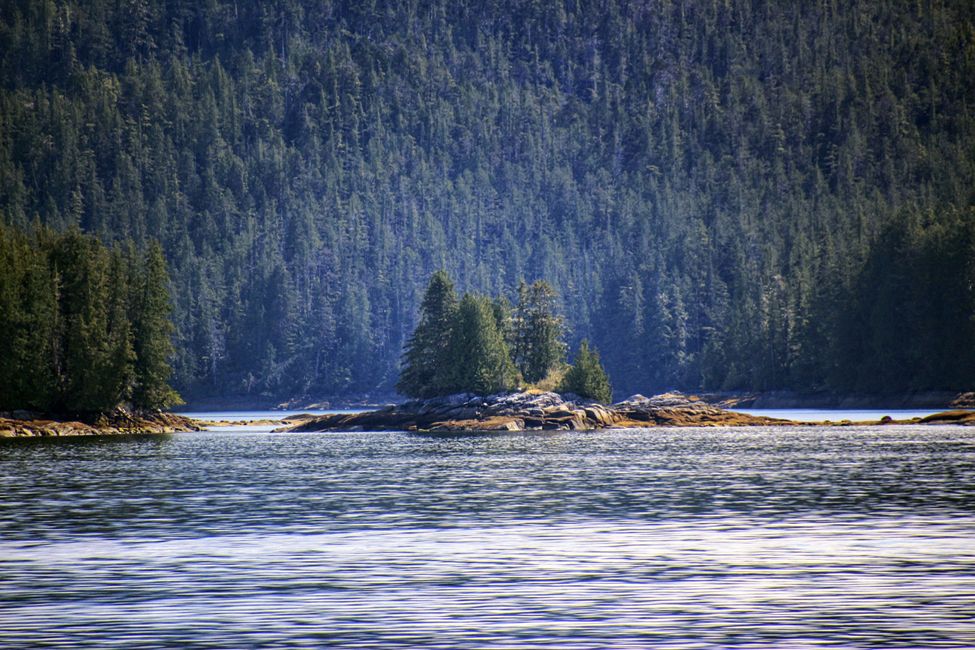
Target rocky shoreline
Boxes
[0,410,203,438]
[283,391,796,433]
[917,410,975,426]
[5,396,972,438]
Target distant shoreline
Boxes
[175,390,975,413]
[701,390,975,410]
[176,395,398,413]
[5,398,975,438]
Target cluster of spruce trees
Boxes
[0,224,179,414]
[398,272,611,403]
[1,1,973,400]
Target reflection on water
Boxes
[1,424,974,647]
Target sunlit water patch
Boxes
[1,424,974,647]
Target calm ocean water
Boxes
[1,422,974,648]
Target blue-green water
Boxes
[2,422,974,647]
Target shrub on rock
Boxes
[560,340,612,404]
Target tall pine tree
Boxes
[441,293,518,396]
[396,270,458,398]
[132,243,181,409]
[513,280,566,384]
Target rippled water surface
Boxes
[2,423,975,648]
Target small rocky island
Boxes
[283,273,796,434]
[284,391,793,433]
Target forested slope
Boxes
[1,0,973,400]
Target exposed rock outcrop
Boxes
[918,410,975,425]
[0,410,203,438]
[283,391,793,433]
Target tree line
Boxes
[399,271,611,403]
[0,224,179,414]
[0,1,973,400]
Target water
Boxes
[2,421,975,648]
[733,408,961,423]
[174,408,365,422]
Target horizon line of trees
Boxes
[0,223,180,414]
[398,271,611,402]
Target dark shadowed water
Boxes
[2,423,974,648]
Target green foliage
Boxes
[399,272,559,397]
[0,224,58,410]
[396,270,458,398]
[1,1,974,398]
[529,364,569,394]
[49,228,116,412]
[513,280,567,384]
[491,296,514,348]
[399,272,520,397]
[816,208,975,393]
[560,341,612,404]
[441,293,519,396]
[102,250,136,408]
[0,223,179,413]
[132,243,182,409]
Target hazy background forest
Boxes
[1,0,973,402]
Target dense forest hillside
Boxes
[1,0,973,401]
[0,224,179,413]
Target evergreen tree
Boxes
[101,251,136,407]
[0,224,28,410]
[492,295,514,351]
[16,236,59,411]
[396,270,458,398]
[132,243,181,409]
[442,293,518,396]
[513,280,566,384]
[560,340,612,404]
[0,224,180,414]
[51,228,112,412]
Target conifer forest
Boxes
[0,223,179,412]
[397,271,610,402]
[1,0,974,403]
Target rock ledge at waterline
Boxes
[0,410,202,438]
[282,391,794,433]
